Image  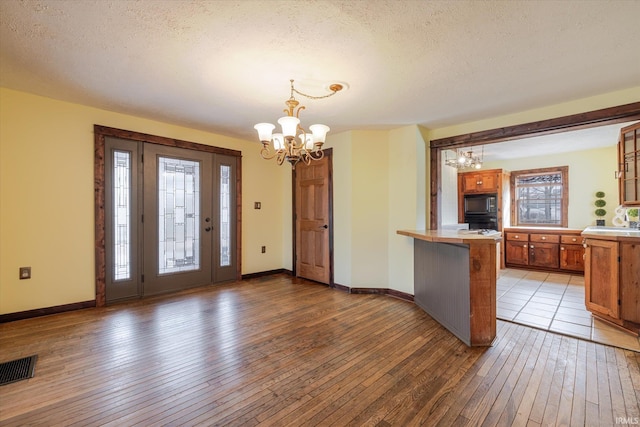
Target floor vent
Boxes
[0,355,37,386]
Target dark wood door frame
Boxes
[429,102,640,229]
[291,148,334,286]
[94,125,243,306]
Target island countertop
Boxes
[397,229,502,244]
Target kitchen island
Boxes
[397,229,502,346]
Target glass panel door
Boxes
[213,155,237,282]
[143,144,213,295]
[105,137,141,302]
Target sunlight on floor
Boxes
[497,268,640,352]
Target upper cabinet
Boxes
[460,171,498,193]
[619,122,640,206]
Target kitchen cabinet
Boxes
[583,229,640,335]
[504,228,583,273]
[458,168,510,231]
[560,235,585,271]
[619,122,640,206]
[461,171,498,193]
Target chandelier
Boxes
[254,79,343,168]
[444,146,484,170]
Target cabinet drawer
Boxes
[506,232,529,241]
[561,235,582,244]
[530,234,560,243]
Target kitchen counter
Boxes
[581,226,640,241]
[397,229,500,346]
[397,229,502,244]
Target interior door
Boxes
[295,153,332,284]
[143,144,213,295]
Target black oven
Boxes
[464,193,498,230]
[464,194,497,215]
[464,214,498,230]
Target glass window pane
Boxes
[515,170,564,226]
[113,151,131,281]
[220,165,231,267]
[158,157,200,274]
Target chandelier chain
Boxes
[289,79,342,100]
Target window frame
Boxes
[510,166,569,228]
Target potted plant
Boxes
[627,207,639,228]
[594,191,606,226]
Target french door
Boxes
[103,136,238,302]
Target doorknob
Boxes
[205,226,212,232]
[320,224,328,229]
[205,217,211,222]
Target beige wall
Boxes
[1,85,638,314]
[324,126,426,294]
[482,146,619,229]
[0,88,288,314]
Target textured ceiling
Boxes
[1,0,639,159]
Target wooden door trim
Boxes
[429,102,640,229]
[292,148,334,286]
[94,125,242,307]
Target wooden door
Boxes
[529,242,559,269]
[620,242,640,323]
[584,239,619,319]
[505,241,529,266]
[560,244,584,271]
[295,153,332,284]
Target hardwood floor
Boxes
[1,274,639,426]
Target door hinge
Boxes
[141,214,144,223]
[141,274,145,283]
[618,256,621,262]
[618,299,621,305]
[141,153,144,163]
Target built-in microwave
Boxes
[464,194,497,215]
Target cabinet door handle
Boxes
[523,244,528,248]
[541,236,546,240]
[572,238,577,242]
[530,245,535,249]
[561,247,565,251]
[514,235,519,239]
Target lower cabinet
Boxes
[584,236,640,334]
[504,229,584,273]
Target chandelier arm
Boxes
[307,149,325,161]
[260,145,279,160]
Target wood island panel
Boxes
[398,229,500,346]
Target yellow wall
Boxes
[325,127,426,293]
[482,146,619,228]
[1,85,638,314]
[0,88,287,314]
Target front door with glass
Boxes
[104,137,238,302]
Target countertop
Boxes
[581,226,640,241]
[397,229,502,244]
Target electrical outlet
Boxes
[261,246,266,253]
[254,202,261,209]
[19,267,31,280]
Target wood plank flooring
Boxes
[1,274,639,426]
